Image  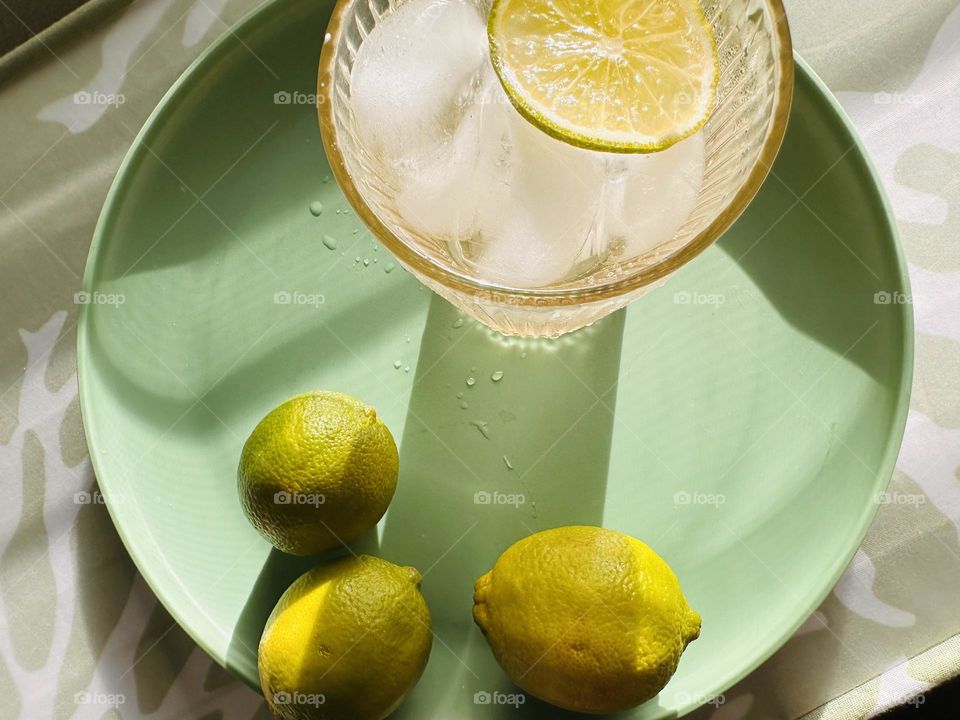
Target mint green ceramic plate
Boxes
[77,0,912,716]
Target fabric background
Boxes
[0,0,957,718]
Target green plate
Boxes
[77,0,912,716]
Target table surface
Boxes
[0,1,958,719]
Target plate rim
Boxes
[75,0,915,713]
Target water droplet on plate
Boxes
[309,201,324,216]
[322,234,338,250]
[470,420,490,439]
[491,370,504,382]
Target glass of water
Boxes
[318,0,793,338]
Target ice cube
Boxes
[396,71,514,250]
[604,133,705,257]
[349,0,488,165]
[471,96,607,288]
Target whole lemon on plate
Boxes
[259,555,432,720]
[473,525,701,713]
[238,391,399,555]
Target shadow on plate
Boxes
[379,296,627,718]
[714,67,908,387]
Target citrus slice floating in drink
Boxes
[488,0,719,153]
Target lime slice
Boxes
[488,0,719,153]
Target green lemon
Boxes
[488,0,718,153]
[238,391,399,555]
[260,555,432,720]
[474,525,701,713]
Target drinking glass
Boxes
[318,0,793,338]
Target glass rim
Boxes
[317,0,795,306]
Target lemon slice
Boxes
[488,0,719,153]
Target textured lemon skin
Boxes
[259,555,432,720]
[238,391,399,555]
[473,525,701,713]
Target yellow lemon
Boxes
[259,555,432,720]
[473,525,701,713]
[488,0,718,153]
[238,391,399,555]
